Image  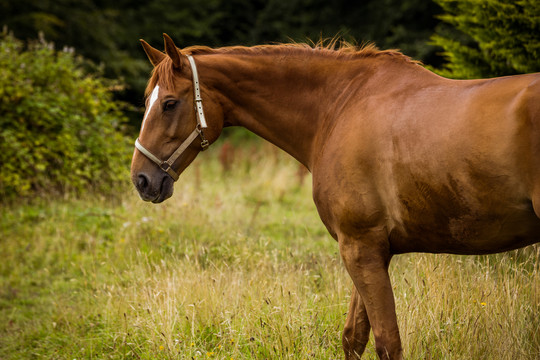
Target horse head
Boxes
[131,34,223,203]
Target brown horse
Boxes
[130,34,540,359]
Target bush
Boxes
[431,0,540,79]
[0,31,132,201]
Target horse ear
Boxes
[163,33,182,69]
[140,39,166,67]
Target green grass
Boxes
[1,141,539,359]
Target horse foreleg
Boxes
[343,286,371,359]
[339,229,403,360]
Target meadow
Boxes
[1,140,539,359]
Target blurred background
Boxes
[0,0,443,107]
[0,0,538,199]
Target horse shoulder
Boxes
[311,109,391,240]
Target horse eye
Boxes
[163,100,178,111]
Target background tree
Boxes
[0,31,131,201]
[432,0,540,79]
[0,0,443,117]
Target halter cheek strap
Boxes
[188,55,208,129]
[135,55,209,181]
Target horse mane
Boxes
[182,40,414,61]
[145,40,419,97]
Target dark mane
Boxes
[145,41,418,97]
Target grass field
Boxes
[1,140,539,359]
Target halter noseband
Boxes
[135,55,209,181]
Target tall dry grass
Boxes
[1,139,538,359]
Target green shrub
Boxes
[0,31,132,201]
[431,0,540,79]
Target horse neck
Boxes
[197,52,377,170]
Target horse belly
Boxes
[388,182,540,255]
[383,86,540,254]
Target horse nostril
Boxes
[137,174,149,191]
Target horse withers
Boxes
[130,34,540,359]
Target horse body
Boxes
[308,63,540,358]
[314,67,540,255]
[131,35,540,360]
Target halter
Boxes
[135,55,209,181]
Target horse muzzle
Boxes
[133,171,174,203]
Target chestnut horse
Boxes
[131,34,540,359]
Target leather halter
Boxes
[135,55,209,181]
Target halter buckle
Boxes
[201,139,209,150]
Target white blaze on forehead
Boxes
[140,85,160,133]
